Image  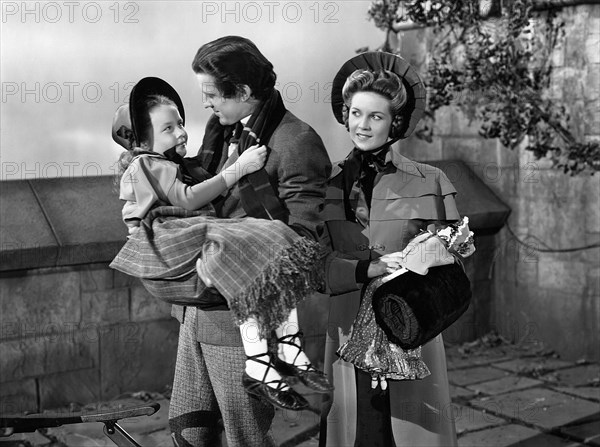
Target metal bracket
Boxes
[103,421,142,447]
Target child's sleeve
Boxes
[166,174,229,211]
[120,157,164,223]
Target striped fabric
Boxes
[110,206,321,333]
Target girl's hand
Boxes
[237,144,267,175]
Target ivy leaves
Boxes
[368,0,599,175]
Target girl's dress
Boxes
[110,154,321,336]
[320,147,459,446]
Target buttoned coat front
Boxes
[320,147,460,447]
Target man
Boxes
[168,36,332,447]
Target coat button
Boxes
[357,244,369,251]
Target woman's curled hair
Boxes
[341,69,408,139]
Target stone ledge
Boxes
[0,163,511,272]
[427,160,511,234]
[0,176,127,272]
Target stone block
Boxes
[82,289,130,324]
[495,144,520,169]
[272,407,320,446]
[492,357,573,375]
[130,286,173,322]
[567,28,588,71]
[488,164,518,200]
[538,258,587,295]
[471,387,599,430]
[451,404,506,435]
[587,267,600,304]
[515,253,539,287]
[585,65,600,102]
[442,137,500,168]
[589,15,600,29]
[547,72,565,100]
[100,320,179,400]
[561,420,600,447]
[445,348,511,371]
[0,330,98,382]
[471,281,492,338]
[448,366,507,387]
[458,424,577,447]
[443,304,476,345]
[586,34,600,65]
[466,376,543,396]
[29,177,127,247]
[113,270,139,288]
[39,368,101,410]
[586,176,600,233]
[0,378,37,413]
[450,107,482,137]
[513,287,600,362]
[551,43,565,68]
[399,134,443,161]
[554,386,600,402]
[0,269,81,340]
[540,364,600,387]
[517,147,554,173]
[80,265,114,292]
[585,100,600,136]
[433,105,453,136]
[450,385,476,400]
[521,167,585,200]
[0,181,58,271]
[525,176,587,249]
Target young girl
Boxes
[110,77,332,411]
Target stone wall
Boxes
[0,264,178,414]
[0,178,179,413]
[398,4,600,360]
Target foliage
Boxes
[366,0,600,175]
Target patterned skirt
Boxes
[337,277,431,381]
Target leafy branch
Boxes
[366,0,600,175]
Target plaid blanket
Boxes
[110,206,321,334]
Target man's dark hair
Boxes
[192,36,277,101]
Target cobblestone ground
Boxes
[2,333,599,446]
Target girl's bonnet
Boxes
[111,77,186,150]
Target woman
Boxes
[319,52,459,446]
